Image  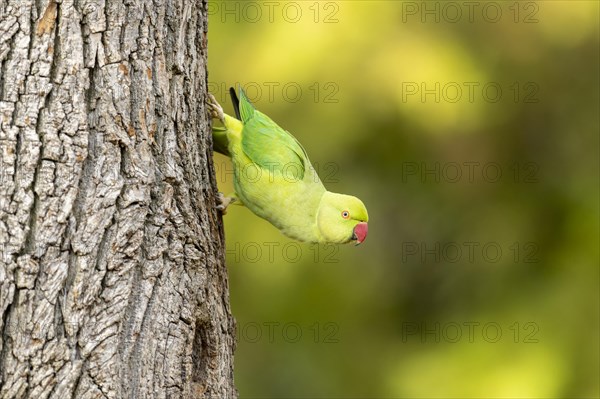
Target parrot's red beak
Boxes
[352,222,368,245]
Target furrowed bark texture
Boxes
[0,0,237,397]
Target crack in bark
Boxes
[0,291,14,386]
[22,145,41,258]
[70,363,84,399]
[26,1,37,59]
[128,271,160,399]
[96,213,116,289]
[48,1,61,84]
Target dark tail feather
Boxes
[229,87,241,120]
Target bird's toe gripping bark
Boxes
[207,93,225,124]
[216,192,236,215]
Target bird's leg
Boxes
[207,93,225,124]
[216,192,237,215]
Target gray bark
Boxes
[0,0,237,398]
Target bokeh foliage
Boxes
[208,1,599,397]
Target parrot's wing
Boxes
[237,89,309,180]
[242,114,308,180]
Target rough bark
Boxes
[0,0,236,397]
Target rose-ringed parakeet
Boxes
[208,88,368,245]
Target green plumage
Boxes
[210,88,368,245]
[239,90,307,181]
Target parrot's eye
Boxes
[341,210,350,219]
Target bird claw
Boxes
[207,93,225,124]
[216,192,235,215]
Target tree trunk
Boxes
[0,0,236,397]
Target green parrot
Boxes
[208,88,368,245]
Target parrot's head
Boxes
[317,191,369,245]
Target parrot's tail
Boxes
[229,87,241,120]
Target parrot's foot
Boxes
[207,93,225,124]
[216,192,236,215]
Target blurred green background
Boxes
[207,1,599,397]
